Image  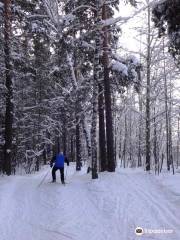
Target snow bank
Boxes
[155,170,180,197]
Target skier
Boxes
[50,151,69,184]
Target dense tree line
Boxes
[0,0,179,177]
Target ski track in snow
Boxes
[0,166,180,240]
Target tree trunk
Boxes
[160,153,164,173]
[91,81,98,179]
[177,114,180,168]
[113,96,117,167]
[63,117,67,156]
[3,0,13,175]
[138,93,142,167]
[163,38,170,171]
[81,117,91,167]
[70,135,75,162]
[43,149,47,165]
[153,107,158,174]
[169,77,174,174]
[91,1,102,179]
[102,4,115,172]
[145,4,151,172]
[98,82,107,171]
[76,116,81,171]
[123,114,127,168]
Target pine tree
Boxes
[102,4,115,172]
[91,0,102,179]
[0,1,5,171]
[152,0,180,64]
[3,0,13,175]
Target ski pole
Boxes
[65,166,68,182]
[37,168,50,188]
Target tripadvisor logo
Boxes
[135,227,144,236]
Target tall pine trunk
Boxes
[91,80,98,179]
[3,0,13,175]
[98,82,107,171]
[102,4,115,172]
[91,1,102,179]
[75,69,82,171]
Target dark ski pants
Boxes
[52,166,64,183]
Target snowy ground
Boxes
[0,164,180,240]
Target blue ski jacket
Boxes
[50,154,69,168]
[55,154,64,168]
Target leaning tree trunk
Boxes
[102,4,115,172]
[3,0,13,175]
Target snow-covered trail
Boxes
[0,166,180,240]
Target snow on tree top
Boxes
[111,60,128,76]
